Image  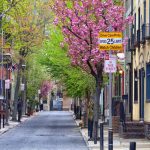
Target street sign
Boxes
[5,79,10,89]
[20,83,25,91]
[98,32,123,51]
[104,55,117,73]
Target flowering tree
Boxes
[40,81,53,98]
[53,0,132,142]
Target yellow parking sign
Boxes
[98,32,123,51]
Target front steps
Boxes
[121,122,145,139]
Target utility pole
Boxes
[21,64,26,115]
[108,26,113,150]
[108,60,113,150]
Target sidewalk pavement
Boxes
[0,113,37,136]
[75,119,150,150]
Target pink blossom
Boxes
[53,18,59,25]
[40,81,53,97]
[53,0,132,74]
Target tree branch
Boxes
[64,26,89,45]
[0,0,22,18]
[87,60,96,77]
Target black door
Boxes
[139,68,145,121]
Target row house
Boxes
[0,16,13,127]
[124,0,150,139]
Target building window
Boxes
[146,63,150,100]
[134,69,138,102]
[114,75,121,96]
[134,13,136,35]
[138,7,140,30]
[144,1,146,24]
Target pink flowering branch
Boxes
[53,0,133,76]
[40,81,53,98]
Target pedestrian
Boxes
[40,99,43,111]
[17,98,22,122]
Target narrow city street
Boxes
[0,111,88,150]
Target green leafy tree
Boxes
[0,0,53,120]
[39,25,95,98]
[26,54,51,101]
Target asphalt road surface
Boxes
[0,111,88,150]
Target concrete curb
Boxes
[71,112,90,150]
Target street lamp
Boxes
[3,53,12,125]
[119,69,123,74]
[5,79,10,125]
[21,64,26,115]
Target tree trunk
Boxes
[83,90,90,128]
[25,79,27,114]
[12,59,22,121]
[74,98,77,117]
[79,98,82,120]
[93,80,101,144]
[93,62,103,144]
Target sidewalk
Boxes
[0,113,37,135]
[75,119,150,150]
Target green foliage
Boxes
[38,25,95,98]
[113,0,123,5]
[26,53,51,100]
[1,0,52,58]
[28,99,38,110]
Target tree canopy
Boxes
[39,25,95,98]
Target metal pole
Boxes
[108,68,113,150]
[1,29,4,127]
[38,89,41,111]
[2,113,4,128]
[20,70,25,116]
[130,142,136,150]
[100,122,104,150]
[5,63,9,125]
[108,26,113,150]
[5,84,9,125]
[0,112,1,129]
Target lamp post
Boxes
[38,89,41,111]
[5,79,10,125]
[3,53,12,125]
[21,64,26,115]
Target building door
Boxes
[139,68,145,121]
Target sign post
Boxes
[99,31,123,150]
